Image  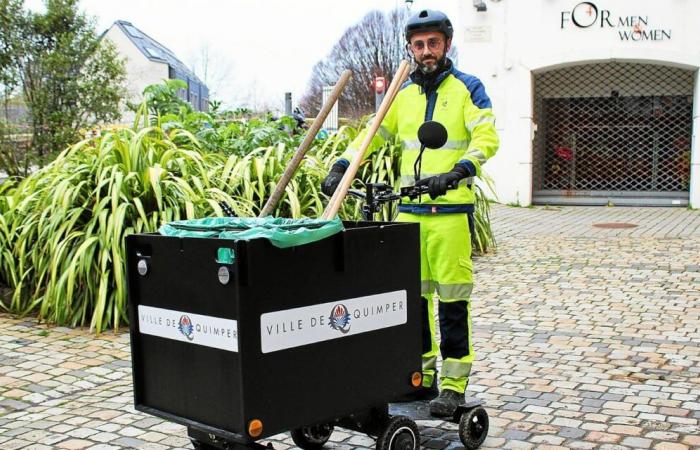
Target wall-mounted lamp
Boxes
[473,0,487,12]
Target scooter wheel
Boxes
[291,424,334,450]
[458,406,489,449]
[376,415,419,450]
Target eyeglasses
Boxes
[409,38,444,52]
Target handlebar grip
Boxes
[400,179,461,199]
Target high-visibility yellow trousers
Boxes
[397,212,474,393]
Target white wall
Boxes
[457,0,700,207]
[104,25,169,124]
[691,70,700,208]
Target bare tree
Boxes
[236,78,279,113]
[188,43,234,100]
[300,9,407,119]
[300,8,457,120]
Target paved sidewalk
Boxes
[1,205,699,450]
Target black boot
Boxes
[429,389,463,416]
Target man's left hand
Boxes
[415,164,470,200]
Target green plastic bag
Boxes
[158,216,344,250]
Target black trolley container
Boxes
[126,220,426,450]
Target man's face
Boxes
[409,31,451,73]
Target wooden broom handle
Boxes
[259,69,353,217]
[321,60,411,220]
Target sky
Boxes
[26,0,461,111]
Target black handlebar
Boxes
[353,180,459,221]
[400,180,459,200]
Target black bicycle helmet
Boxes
[405,9,454,42]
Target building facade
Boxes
[457,0,699,207]
[103,21,209,123]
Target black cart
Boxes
[127,221,431,450]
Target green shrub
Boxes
[0,119,383,331]
[0,82,495,332]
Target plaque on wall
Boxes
[464,25,492,43]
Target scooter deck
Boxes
[388,397,482,421]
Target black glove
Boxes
[415,164,470,200]
[321,162,347,196]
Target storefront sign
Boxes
[560,2,671,41]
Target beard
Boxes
[420,63,439,74]
[416,54,445,74]
[415,50,445,74]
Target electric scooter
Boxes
[344,121,490,450]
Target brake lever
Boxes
[347,189,366,200]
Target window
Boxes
[144,47,162,59]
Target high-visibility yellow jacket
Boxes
[339,62,499,214]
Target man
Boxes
[321,9,499,416]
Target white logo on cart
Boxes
[138,305,238,352]
[260,290,407,353]
[328,304,351,334]
[178,315,194,341]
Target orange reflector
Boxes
[248,419,263,437]
[411,372,422,387]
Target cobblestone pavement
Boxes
[1,205,699,450]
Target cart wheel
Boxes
[190,439,217,450]
[291,424,334,450]
[376,415,419,450]
[458,406,489,449]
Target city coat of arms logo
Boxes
[178,315,194,341]
[328,304,351,334]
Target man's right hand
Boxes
[321,162,347,196]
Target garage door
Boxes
[532,62,694,206]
